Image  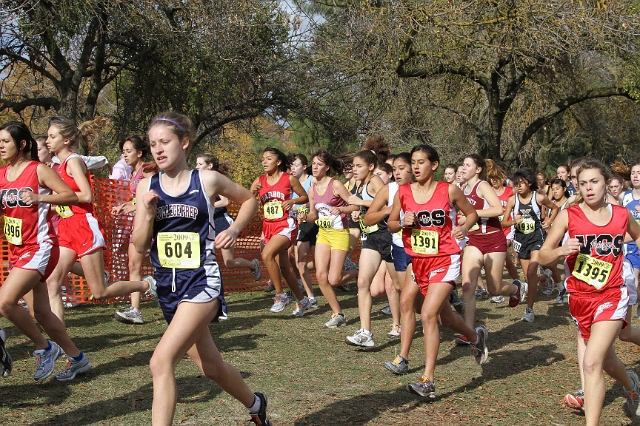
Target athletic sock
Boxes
[247,394,260,413]
[71,352,84,362]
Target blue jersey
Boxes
[622,190,640,256]
[149,170,227,323]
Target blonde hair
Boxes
[48,116,110,150]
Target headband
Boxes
[153,118,185,131]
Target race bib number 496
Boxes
[157,232,200,269]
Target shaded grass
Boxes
[1,289,640,425]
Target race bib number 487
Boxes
[263,201,284,220]
[157,232,200,269]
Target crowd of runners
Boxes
[0,113,639,425]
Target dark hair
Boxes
[465,154,486,179]
[119,135,150,160]
[444,163,457,172]
[550,178,569,199]
[609,175,624,186]
[0,121,38,160]
[394,152,412,166]
[355,135,390,165]
[376,162,393,175]
[294,153,308,166]
[512,168,538,191]
[49,115,109,149]
[311,149,342,176]
[197,152,230,176]
[263,147,289,172]
[410,144,440,165]
[557,164,569,174]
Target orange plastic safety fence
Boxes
[0,177,361,304]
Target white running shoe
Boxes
[115,307,144,324]
[345,329,374,347]
[291,297,311,317]
[522,307,535,322]
[270,293,291,313]
[324,312,346,328]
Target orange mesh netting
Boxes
[0,177,360,304]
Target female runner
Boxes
[539,158,640,425]
[502,168,558,322]
[195,153,261,281]
[132,112,271,425]
[345,136,392,347]
[112,135,157,324]
[388,144,488,399]
[0,121,90,381]
[45,116,153,322]
[459,154,526,334]
[299,150,357,327]
[250,148,310,316]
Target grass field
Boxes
[1,288,640,425]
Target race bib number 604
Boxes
[157,232,200,269]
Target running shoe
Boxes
[522,307,535,322]
[264,280,275,292]
[343,257,359,271]
[387,324,401,338]
[381,305,392,315]
[450,289,465,314]
[490,295,504,303]
[509,280,527,308]
[340,282,351,292]
[0,328,12,377]
[470,325,489,365]
[345,329,374,347]
[406,376,436,399]
[625,371,640,416]
[475,288,488,300]
[542,281,554,296]
[556,287,566,305]
[33,340,62,381]
[384,355,408,375]
[270,293,290,313]
[251,259,262,281]
[564,389,584,412]
[308,297,318,309]
[291,297,311,317]
[454,335,471,346]
[324,312,346,328]
[55,352,92,381]
[142,275,157,299]
[115,307,144,324]
[249,392,272,426]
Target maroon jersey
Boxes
[399,181,460,258]
[565,204,627,294]
[464,180,502,235]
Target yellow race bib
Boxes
[411,229,439,255]
[516,218,535,234]
[4,217,23,245]
[572,254,612,290]
[56,205,74,218]
[263,201,284,220]
[157,232,200,269]
[315,217,333,229]
[359,217,379,234]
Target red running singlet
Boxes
[57,154,93,215]
[565,203,627,294]
[259,172,292,222]
[399,181,460,258]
